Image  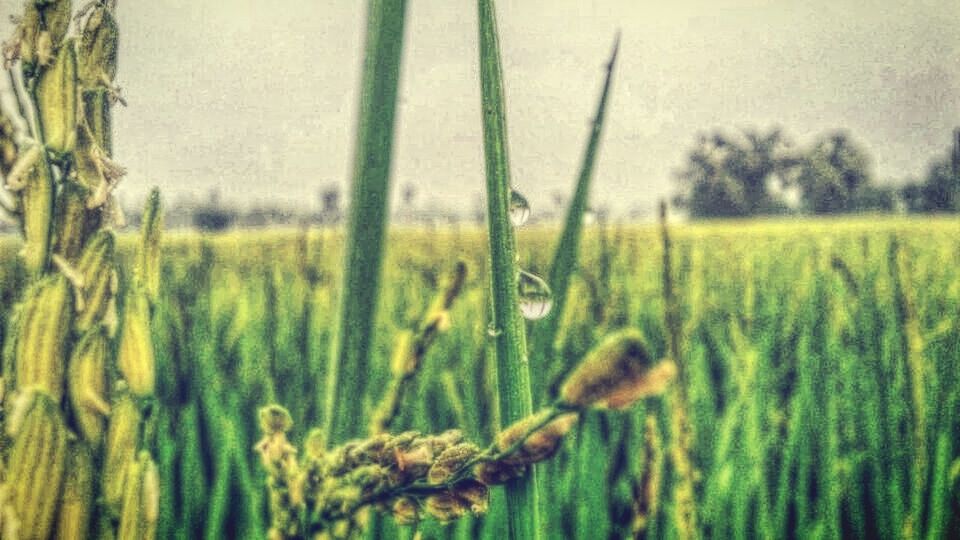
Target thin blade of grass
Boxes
[477,1,541,538]
[323,0,408,445]
[529,32,620,405]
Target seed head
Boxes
[57,444,94,537]
[496,410,578,465]
[118,451,160,540]
[104,392,141,513]
[13,0,70,68]
[427,442,480,484]
[391,497,419,525]
[561,329,677,409]
[259,404,293,435]
[425,492,468,523]
[117,288,156,397]
[79,4,119,85]
[303,428,326,460]
[42,0,72,52]
[36,38,78,154]
[67,328,111,443]
[452,479,489,513]
[393,441,433,477]
[138,188,163,302]
[473,460,525,486]
[5,391,69,540]
[389,330,417,377]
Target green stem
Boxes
[477,1,541,538]
[372,404,571,500]
[660,201,698,539]
[323,0,408,446]
[529,33,620,404]
[660,201,682,371]
[370,261,467,435]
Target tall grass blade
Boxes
[477,0,541,537]
[323,0,409,445]
[660,201,699,539]
[529,33,620,403]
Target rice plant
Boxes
[0,1,162,537]
[1,1,958,540]
[253,1,678,538]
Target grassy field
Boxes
[3,0,956,538]
[3,217,957,539]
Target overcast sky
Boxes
[2,0,958,216]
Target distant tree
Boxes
[674,127,798,218]
[852,185,896,212]
[954,127,960,178]
[193,209,233,231]
[906,159,959,212]
[955,128,960,176]
[796,132,874,214]
[900,129,960,213]
[900,181,925,213]
[193,187,234,231]
[318,184,343,225]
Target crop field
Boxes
[1,0,958,538]
[2,218,959,539]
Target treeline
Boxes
[673,127,960,218]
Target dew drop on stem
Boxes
[509,189,530,227]
[582,209,597,226]
[517,269,552,320]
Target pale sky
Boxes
[2,1,958,217]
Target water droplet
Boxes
[487,323,502,337]
[517,270,553,320]
[582,210,597,226]
[509,189,530,226]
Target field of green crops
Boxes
[1,1,957,538]
[2,217,957,539]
